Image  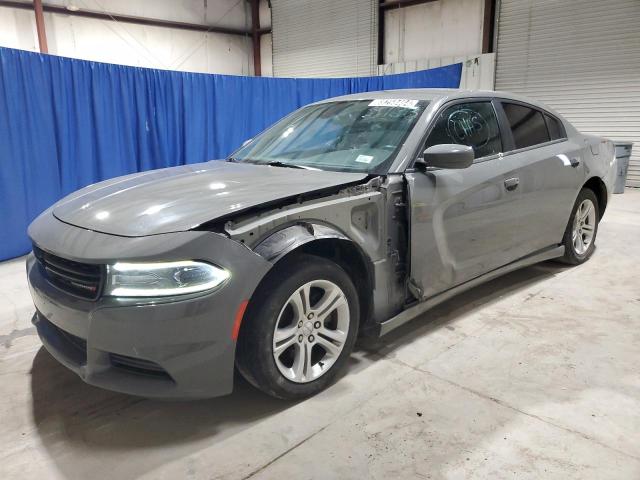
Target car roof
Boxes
[315,88,558,114]
[315,88,472,102]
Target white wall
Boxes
[0,0,488,79]
[260,33,273,77]
[0,0,265,76]
[383,0,485,65]
[270,0,378,78]
[0,6,38,52]
[379,53,496,90]
[259,0,273,76]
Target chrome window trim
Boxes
[501,138,568,158]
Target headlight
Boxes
[105,261,230,297]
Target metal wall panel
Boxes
[378,53,496,90]
[271,0,377,78]
[495,0,640,187]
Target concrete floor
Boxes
[1,189,639,480]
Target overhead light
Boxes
[66,4,80,11]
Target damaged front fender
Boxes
[253,223,350,262]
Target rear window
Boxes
[545,114,565,140]
[503,103,550,149]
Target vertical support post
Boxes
[377,0,385,67]
[251,0,261,76]
[33,0,48,53]
[481,0,496,54]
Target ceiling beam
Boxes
[0,0,272,37]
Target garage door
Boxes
[495,0,640,187]
[271,0,378,78]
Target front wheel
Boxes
[559,188,599,264]
[236,254,359,400]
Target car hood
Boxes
[52,161,368,237]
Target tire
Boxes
[236,253,359,400]
[559,188,599,265]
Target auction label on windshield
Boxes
[355,154,374,164]
[369,99,419,109]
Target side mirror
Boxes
[417,144,474,170]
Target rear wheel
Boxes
[236,254,359,400]
[560,188,599,264]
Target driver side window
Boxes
[424,101,502,159]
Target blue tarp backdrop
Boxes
[0,47,462,261]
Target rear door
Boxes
[498,101,584,251]
[406,99,527,299]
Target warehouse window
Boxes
[545,114,566,140]
[424,102,502,159]
[502,103,550,149]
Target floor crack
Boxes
[427,370,640,461]
[370,350,640,462]
[1,326,37,349]
[236,365,417,480]
[239,424,330,480]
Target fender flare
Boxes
[253,222,351,262]
[251,222,380,331]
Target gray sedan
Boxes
[27,89,617,399]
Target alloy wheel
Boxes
[572,198,596,255]
[272,279,350,383]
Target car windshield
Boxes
[229,99,428,173]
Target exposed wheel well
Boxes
[583,177,607,219]
[280,239,374,330]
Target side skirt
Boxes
[378,245,565,337]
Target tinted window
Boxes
[545,114,565,140]
[424,102,502,159]
[503,103,550,149]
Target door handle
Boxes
[504,177,519,191]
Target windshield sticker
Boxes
[355,154,374,164]
[369,99,419,109]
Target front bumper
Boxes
[27,213,271,399]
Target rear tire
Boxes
[236,253,359,400]
[559,188,599,265]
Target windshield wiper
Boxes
[265,161,311,170]
[227,157,261,164]
[229,158,318,170]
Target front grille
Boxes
[33,246,103,300]
[110,353,172,379]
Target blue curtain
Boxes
[0,47,461,261]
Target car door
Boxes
[498,101,584,253]
[406,99,527,299]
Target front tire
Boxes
[236,253,359,400]
[560,188,599,264]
